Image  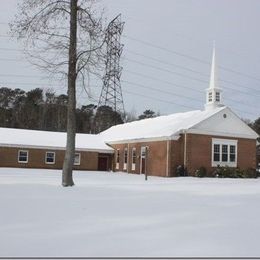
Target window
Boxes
[213,144,220,162]
[132,148,136,171]
[116,149,120,169]
[18,150,28,163]
[123,148,128,170]
[222,145,228,162]
[208,92,212,102]
[45,152,55,164]
[216,92,220,102]
[74,153,81,165]
[212,139,237,167]
[230,145,236,162]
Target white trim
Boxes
[211,138,238,167]
[131,147,136,171]
[18,150,28,164]
[184,131,187,168]
[106,136,179,145]
[0,144,114,153]
[123,148,127,170]
[127,144,130,173]
[140,146,146,174]
[166,140,169,177]
[186,129,257,140]
[45,151,55,165]
[116,149,120,170]
[74,153,81,166]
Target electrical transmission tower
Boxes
[97,14,125,122]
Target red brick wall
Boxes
[170,138,184,177]
[111,141,168,177]
[185,134,256,176]
[0,147,112,171]
[109,135,257,177]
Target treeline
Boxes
[1,87,258,136]
[0,87,123,133]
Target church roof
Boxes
[100,106,228,143]
[101,104,259,143]
[0,128,114,152]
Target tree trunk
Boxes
[62,0,78,187]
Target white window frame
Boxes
[45,151,55,164]
[212,139,237,167]
[131,148,136,171]
[140,146,147,174]
[116,149,120,170]
[74,153,81,166]
[123,148,128,170]
[18,150,28,163]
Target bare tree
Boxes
[11,0,106,186]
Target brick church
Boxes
[101,47,258,176]
[0,48,258,176]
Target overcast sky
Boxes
[0,0,260,120]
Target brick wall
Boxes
[185,134,256,176]
[111,141,168,177]
[0,147,111,171]
[170,138,184,177]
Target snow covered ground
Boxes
[0,168,260,257]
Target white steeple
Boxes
[205,43,224,110]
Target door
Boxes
[140,147,146,174]
[98,156,108,171]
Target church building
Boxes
[100,48,258,177]
[0,48,258,176]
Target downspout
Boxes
[127,143,130,173]
[166,139,169,177]
[183,130,187,171]
[105,142,115,171]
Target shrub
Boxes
[195,167,207,178]
[176,165,186,177]
[212,166,257,178]
[244,168,257,178]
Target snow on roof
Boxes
[100,107,227,143]
[0,128,113,152]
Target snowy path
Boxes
[0,168,260,257]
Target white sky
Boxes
[0,0,260,120]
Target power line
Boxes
[0,81,62,87]
[125,49,260,93]
[124,57,208,83]
[123,89,199,110]
[124,69,204,94]
[123,88,257,118]
[123,34,260,83]
[123,34,209,65]
[0,73,50,79]
[123,70,256,109]
[0,34,259,93]
[122,79,257,112]
[125,49,209,78]
[122,79,202,103]
[124,57,260,97]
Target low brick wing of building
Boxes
[0,128,114,171]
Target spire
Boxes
[205,43,224,110]
[209,41,218,89]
